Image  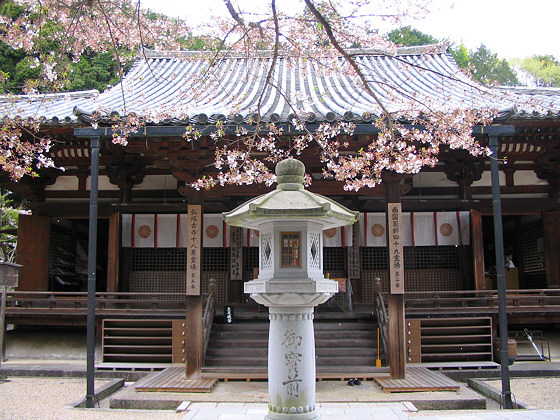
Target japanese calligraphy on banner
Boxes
[186,205,201,296]
[388,203,404,294]
[230,226,243,281]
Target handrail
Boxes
[6,291,193,315]
[372,277,388,357]
[6,288,560,318]
[403,288,560,314]
[202,278,217,363]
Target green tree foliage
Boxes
[386,27,519,86]
[66,50,130,92]
[0,190,22,262]
[0,0,219,93]
[387,26,438,47]
[467,44,518,86]
[518,55,560,87]
[449,43,470,69]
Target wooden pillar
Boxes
[471,209,488,290]
[106,212,120,292]
[185,189,204,379]
[543,211,560,289]
[383,172,406,379]
[15,215,51,291]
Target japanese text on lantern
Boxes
[186,205,201,296]
[388,203,404,294]
[282,328,303,398]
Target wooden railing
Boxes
[202,278,217,362]
[6,288,560,320]
[5,291,195,318]
[402,289,560,315]
[372,278,388,356]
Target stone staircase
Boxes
[202,311,383,378]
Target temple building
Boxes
[1,46,559,374]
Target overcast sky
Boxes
[140,0,559,60]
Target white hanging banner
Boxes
[156,214,178,248]
[344,225,352,247]
[435,212,460,246]
[412,212,436,246]
[323,226,352,247]
[121,214,132,247]
[243,228,259,247]
[133,214,155,248]
[360,212,386,247]
[459,211,471,246]
[178,213,189,248]
[401,213,413,247]
[120,211,471,248]
[203,214,228,247]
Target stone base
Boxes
[266,406,318,419]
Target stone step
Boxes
[206,346,378,358]
[205,356,379,367]
[210,329,376,340]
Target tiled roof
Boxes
[1,46,559,125]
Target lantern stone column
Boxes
[224,158,358,420]
[246,280,337,419]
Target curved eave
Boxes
[223,188,359,230]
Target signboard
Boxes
[0,262,21,287]
[230,226,242,281]
[186,205,201,296]
[347,222,360,279]
[387,203,404,294]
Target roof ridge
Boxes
[141,44,446,60]
[0,89,99,102]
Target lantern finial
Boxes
[275,158,305,190]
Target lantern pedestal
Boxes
[225,158,358,420]
[246,279,336,420]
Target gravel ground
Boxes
[409,377,560,417]
[0,377,183,420]
[485,377,560,410]
[1,376,559,419]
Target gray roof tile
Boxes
[1,47,559,125]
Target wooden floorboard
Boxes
[373,367,460,393]
[136,367,218,393]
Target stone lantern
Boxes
[224,158,358,420]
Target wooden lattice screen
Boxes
[359,246,464,303]
[128,248,230,302]
[520,224,546,288]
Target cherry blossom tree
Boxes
[0,0,505,189]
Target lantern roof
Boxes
[223,158,359,230]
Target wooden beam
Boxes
[15,215,51,291]
[388,294,406,379]
[383,172,407,379]
[185,296,203,379]
[106,212,120,292]
[471,210,487,291]
[185,189,204,379]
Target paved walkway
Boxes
[178,402,560,419]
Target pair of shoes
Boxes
[347,378,361,386]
